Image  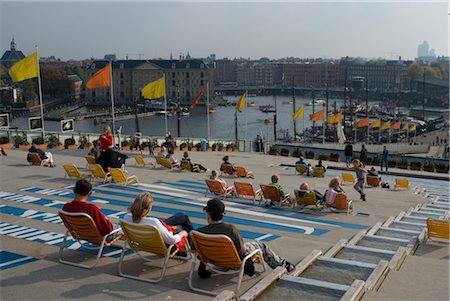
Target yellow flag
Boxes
[369,119,380,129]
[410,124,416,132]
[8,51,38,82]
[236,93,246,112]
[142,77,165,99]
[292,104,304,120]
[402,123,409,131]
[380,120,391,131]
[327,112,342,124]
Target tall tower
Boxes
[417,41,429,58]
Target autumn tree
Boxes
[40,64,70,97]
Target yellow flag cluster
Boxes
[292,104,304,120]
[410,124,417,132]
[8,51,38,82]
[327,112,342,124]
[369,119,381,129]
[142,77,165,99]
[236,93,246,112]
[380,120,391,131]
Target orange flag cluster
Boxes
[86,64,111,89]
[309,109,324,121]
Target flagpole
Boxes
[245,90,248,151]
[163,73,168,135]
[206,82,210,141]
[322,105,325,144]
[35,46,45,139]
[109,61,116,147]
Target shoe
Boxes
[176,251,188,258]
[244,259,255,277]
[284,261,295,273]
[198,262,212,279]
[361,193,366,202]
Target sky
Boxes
[1,1,448,61]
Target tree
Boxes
[40,64,70,97]
[408,63,423,79]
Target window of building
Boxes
[91,63,96,69]
[172,72,176,78]
[172,80,176,86]
[200,72,204,78]
[200,80,204,86]
[172,63,176,69]
[120,72,123,79]
[92,91,96,97]
[186,72,190,78]
[120,91,124,97]
[120,63,124,69]
[186,63,190,69]
[120,80,124,85]
[186,91,190,97]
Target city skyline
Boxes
[1,1,448,61]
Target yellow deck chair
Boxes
[295,165,307,175]
[341,173,355,185]
[58,210,123,269]
[88,164,112,183]
[294,189,320,210]
[260,184,292,207]
[155,156,173,170]
[205,179,235,198]
[312,167,325,177]
[108,168,138,185]
[188,230,266,296]
[118,220,191,283]
[395,178,409,190]
[181,161,192,171]
[63,164,91,179]
[85,156,96,168]
[234,182,261,204]
[134,155,153,167]
[426,219,450,240]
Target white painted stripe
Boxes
[255,234,272,241]
[92,199,109,204]
[0,226,29,235]
[7,228,38,237]
[16,230,46,239]
[63,185,75,189]
[20,187,36,192]
[0,256,34,267]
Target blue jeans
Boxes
[345,156,352,165]
[380,160,388,171]
[164,212,193,233]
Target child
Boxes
[352,159,367,201]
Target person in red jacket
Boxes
[98,126,113,150]
[62,179,113,236]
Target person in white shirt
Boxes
[123,192,192,249]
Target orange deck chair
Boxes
[28,153,46,166]
[328,193,353,214]
[235,166,254,178]
[220,164,235,176]
[366,175,380,187]
[234,182,261,204]
[259,184,292,207]
[205,179,235,198]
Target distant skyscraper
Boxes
[417,41,429,58]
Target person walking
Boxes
[360,144,368,167]
[381,145,389,171]
[344,142,353,168]
[134,132,143,154]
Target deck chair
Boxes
[295,165,307,175]
[312,167,325,177]
[341,173,355,185]
[426,219,450,240]
[395,178,409,190]
[134,155,153,168]
[294,189,321,210]
[108,168,139,185]
[366,175,380,187]
[220,164,235,176]
[328,193,353,214]
[234,182,261,204]
[205,179,235,198]
[88,164,112,183]
[155,157,174,170]
[58,210,123,269]
[259,184,292,207]
[118,220,191,283]
[181,161,192,172]
[63,164,91,179]
[85,156,96,168]
[188,230,266,296]
[28,153,46,166]
[235,166,254,178]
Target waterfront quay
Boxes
[0,148,448,300]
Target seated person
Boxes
[62,179,116,237]
[210,170,235,194]
[123,192,191,254]
[166,149,180,167]
[97,147,128,172]
[196,198,295,279]
[324,177,346,206]
[88,139,101,161]
[181,152,208,172]
[315,160,327,172]
[27,144,55,167]
[295,156,306,167]
[157,146,168,158]
[368,166,381,179]
[265,174,290,206]
[0,146,7,156]
[220,156,235,174]
[298,183,324,203]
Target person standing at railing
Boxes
[380,145,389,171]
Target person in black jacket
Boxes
[27,144,55,167]
[344,142,353,167]
[97,148,128,172]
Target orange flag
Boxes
[309,109,324,121]
[391,121,400,130]
[86,64,111,89]
[356,117,369,127]
[190,90,204,109]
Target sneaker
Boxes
[198,262,212,279]
[284,261,295,273]
[244,259,255,277]
[361,194,366,202]
[176,251,188,258]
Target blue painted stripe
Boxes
[154,181,207,194]
[177,180,207,187]
[0,250,38,270]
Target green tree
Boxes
[407,63,423,79]
[40,64,70,97]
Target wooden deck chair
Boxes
[235,166,254,178]
[28,153,46,166]
[155,156,174,170]
[85,156,96,168]
[234,182,261,204]
[108,167,139,185]
[312,167,325,177]
[63,164,91,179]
[58,210,123,269]
[259,184,292,207]
[395,178,409,190]
[341,173,355,185]
[220,164,235,176]
[205,179,235,198]
[328,193,353,214]
[134,155,153,167]
[88,164,112,183]
[188,230,266,296]
[295,165,307,175]
[366,175,380,187]
[118,220,191,283]
[426,219,450,240]
[294,189,320,210]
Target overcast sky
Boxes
[1,1,448,61]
